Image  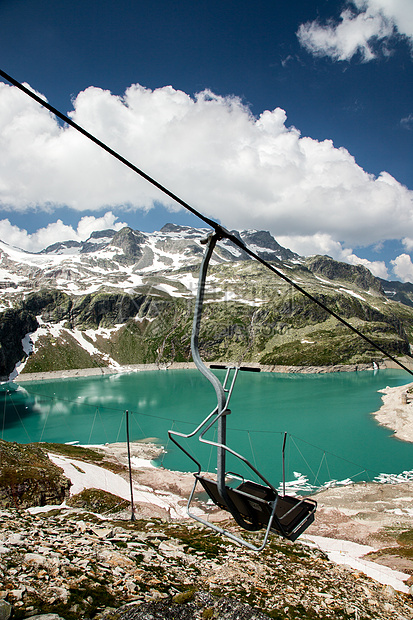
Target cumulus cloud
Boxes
[391,253,413,281]
[277,232,389,278]
[0,81,413,252]
[75,212,127,240]
[0,211,126,252]
[297,0,413,62]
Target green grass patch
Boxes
[397,528,413,546]
[35,442,106,462]
[67,488,129,514]
[22,333,105,373]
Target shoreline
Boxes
[13,359,398,383]
[372,381,413,443]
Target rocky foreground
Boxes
[1,504,413,620]
[1,438,413,620]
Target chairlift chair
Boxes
[168,232,316,551]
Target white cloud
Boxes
[0,81,413,252]
[401,113,413,130]
[277,233,348,258]
[348,254,389,278]
[359,0,413,40]
[277,232,389,278]
[297,7,393,61]
[402,236,413,251]
[0,211,126,252]
[391,253,413,282]
[76,212,127,240]
[297,0,413,62]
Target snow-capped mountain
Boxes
[1,222,412,381]
[0,224,298,301]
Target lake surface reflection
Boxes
[1,368,412,491]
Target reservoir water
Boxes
[1,368,412,492]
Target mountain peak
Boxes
[40,239,82,255]
[160,223,208,237]
[306,255,383,292]
[110,227,146,258]
[160,223,191,233]
[240,230,298,261]
[87,229,116,241]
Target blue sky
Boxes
[0,0,412,281]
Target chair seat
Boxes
[195,474,316,541]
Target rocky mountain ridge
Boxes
[379,279,413,308]
[0,224,298,299]
[0,224,383,301]
[0,439,70,509]
[1,225,413,379]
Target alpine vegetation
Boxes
[1,224,412,379]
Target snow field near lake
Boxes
[48,453,188,520]
[302,535,411,594]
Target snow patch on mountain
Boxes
[27,318,121,368]
[70,328,120,368]
[0,225,301,300]
[339,288,366,302]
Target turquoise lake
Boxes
[1,368,412,492]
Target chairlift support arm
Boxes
[189,232,267,531]
[168,233,317,550]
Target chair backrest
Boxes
[197,476,265,531]
[272,494,317,541]
[196,474,316,541]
